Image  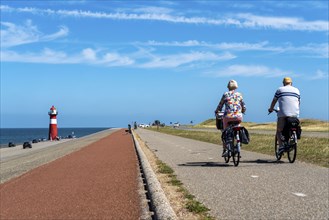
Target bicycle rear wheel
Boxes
[275,136,282,161]
[232,138,240,167]
[287,132,297,163]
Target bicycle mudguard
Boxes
[233,126,243,131]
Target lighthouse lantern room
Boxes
[48,105,58,140]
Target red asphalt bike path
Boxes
[0,129,141,220]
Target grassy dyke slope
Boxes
[195,118,328,132]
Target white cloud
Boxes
[310,70,329,80]
[0,48,134,66]
[144,40,328,58]
[237,13,328,32]
[0,20,68,48]
[209,65,293,78]
[139,51,235,68]
[1,48,69,64]
[128,6,173,14]
[102,53,135,66]
[146,40,273,50]
[82,48,97,60]
[284,43,329,58]
[42,25,69,41]
[1,5,328,32]
[265,1,329,10]
[146,40,203,47]
[2,47,227,68]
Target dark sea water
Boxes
[0,128,111,147]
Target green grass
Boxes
[243,134,329,167]
[149,127,329,168]
[156,160,174,174]
[194,118,329,132]
[155,158,214,219]
[185,200,210,214]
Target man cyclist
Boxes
[268,77,300,153]
[215,80,246,157]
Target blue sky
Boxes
[1,1,328,128]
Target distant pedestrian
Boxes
[128,124,132,133]
[268,77,300,151]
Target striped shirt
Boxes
[274,85,300,117]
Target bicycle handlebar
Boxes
[268,108,279,115]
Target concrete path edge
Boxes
[132,131,177,220]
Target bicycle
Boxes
[268,109,300,163]
[217,112,247,166]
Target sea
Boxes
[0,128,111,148]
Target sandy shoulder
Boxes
[0,139,73,161]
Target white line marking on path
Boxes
[292,192,307,197]
[251,175,259,178]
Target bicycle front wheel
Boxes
[275,135,282,161]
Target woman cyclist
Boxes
[215,80,246,157]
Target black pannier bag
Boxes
[239,127,250,144]
[283,117,301,140]
[222,126,249,144]
[286,117,300,127]
[216,114,224,130]
[296,126,302,139]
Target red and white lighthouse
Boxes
[48,105,58,140]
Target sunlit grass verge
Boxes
[156,159,214,220]
[149,127,329,168]
[195,118,329,132]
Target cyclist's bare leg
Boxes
[277,117,286,148]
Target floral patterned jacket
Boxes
[215,91,246,118]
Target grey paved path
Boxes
[136,129,329,220]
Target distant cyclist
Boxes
[215,80,246,156]
[268,77,300,152]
